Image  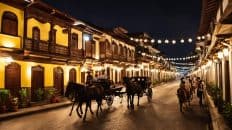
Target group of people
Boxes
[177,76,205,112]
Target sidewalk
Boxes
[0,98,72,121]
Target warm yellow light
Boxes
[157,40,162,44]
[151,39,155,43]
[130,37,134,40]
[180,39,184,43]
[3,41,15,48]
[188,38,192,43]
[4,57,14,64]
[197,36,201,40]
[164,39,169,44]
[144,39,148,42]
[218,51,223,59]
[172,40,176,44]
[223,48,229,56]
[81,67,88,72]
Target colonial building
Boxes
[193,0,232,103]
[0,0,177,101]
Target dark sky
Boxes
[43,0,202,58]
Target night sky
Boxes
[43,0,202,58]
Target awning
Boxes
[216,24,232,38]
[220,2,232,24]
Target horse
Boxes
[65,82,104,121]
[123,77,143,109]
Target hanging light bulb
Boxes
[158,40,162,44]
[201,36,205,39]
[188,38,192,43]
[139,39,143,42]
[172,40,176,44]
[223,48,229,56]
[180,39,184,43]
[197,36,201,40]
[135,38,139,42]
[218,51,223,59]
[164,39,169,44]
[144,39,148,43]
[151,39,155,43]
[130,37,134,40]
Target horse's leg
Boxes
[131,94,134,109]
[80,102,83,114]
[127,95,130,109]
[137,94,140,106]
[96,100,100,117]
[76,102,82,118]
[69,101,75,116]
[89,100,94,115]
[83,101,89,122]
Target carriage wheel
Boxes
[106,95,114,107]
[147,88,153,102]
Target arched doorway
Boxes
[69,68,76,83]
[31,65,44,101]
[5,62,21,97]
[54,67,64,95]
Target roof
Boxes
[198,0,219,35]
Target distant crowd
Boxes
[177,76,205,112]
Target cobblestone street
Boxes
[0,81,211,130]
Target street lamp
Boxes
[223,48,229,56]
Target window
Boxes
[32,27,40,41]
[71,33,78,49]
[1,11,18,36]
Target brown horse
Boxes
[123,77,143,109]
[65,82,104,121]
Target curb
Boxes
[0,101,72,121]
[204,91,230,130]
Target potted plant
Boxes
[0,89,10,113]
[19,88,29,108]
[9,97,19,112]
[47,88,59,103]
[35,88,44,102]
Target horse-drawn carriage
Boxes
[123,76,153,109]
[92,79,125,107]
[65,78,125,121]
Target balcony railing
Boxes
[25,38,49,52]
[25,38,84,59]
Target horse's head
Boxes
[65,82,75,97]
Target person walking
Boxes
[197,80,204,107]
[177,78,187,112]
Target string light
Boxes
[172,40,176,44]
[165,55,198,61]
[151,39,155,43]
[180,39,184,43]
[188,38,192,43]
[129,33,210,44]
[164,39,169,44]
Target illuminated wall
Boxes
[27,18,50,41]
[0,2,24,49]
[54,25,68,46]
[0,59,81,88]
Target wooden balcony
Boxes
[50,44,69,56]
[25,38,49,52]
[70,49,84,60]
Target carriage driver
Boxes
[86,71,93,86]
